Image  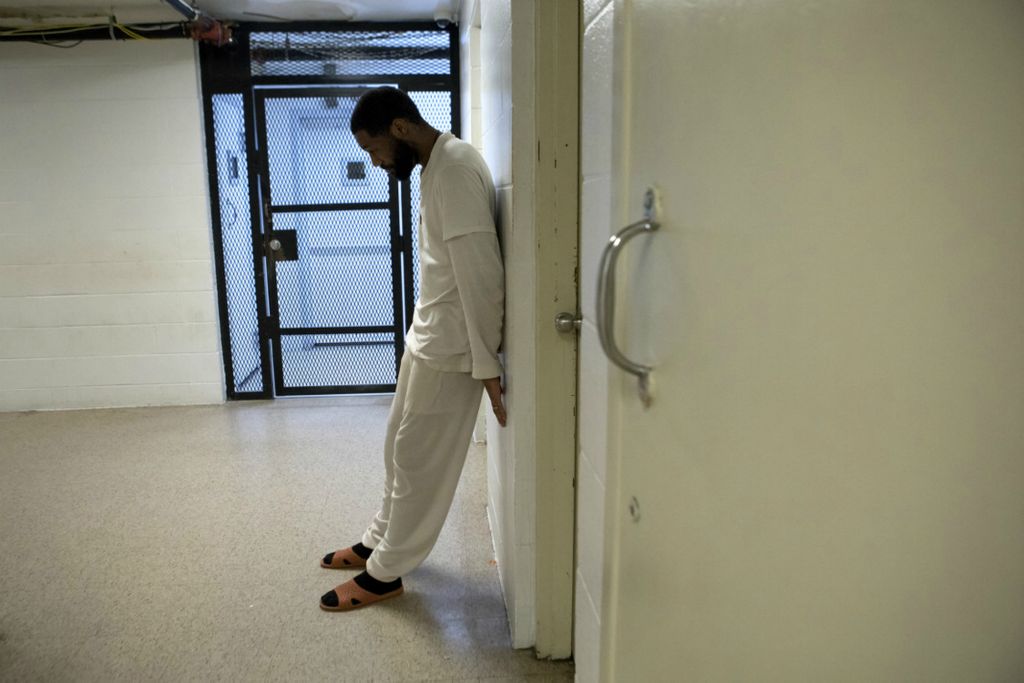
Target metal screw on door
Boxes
[629,496,641,523]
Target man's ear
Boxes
[389,117,411,140]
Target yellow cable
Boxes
[115,23,147,40]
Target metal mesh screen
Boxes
[408,91,454,305]
[263,88,400,391]
[264,96,389,206]
[280,333,396,388]
[272,210,395,329]
[251,30,451,78]
[212,94,263,394]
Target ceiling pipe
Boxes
[161,0,200,22]
[161,0,233,47]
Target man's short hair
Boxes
[350,86,426,136]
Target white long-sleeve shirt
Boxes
[405,132,504,380]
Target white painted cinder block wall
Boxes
[460,0,490,447]
[459,0,483,153]
[0,41,222,412]
[576,0,616,680]
[478,0,538,649]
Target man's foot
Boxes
[320,543,372,569]
[320,572,404,612]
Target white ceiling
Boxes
[0,0,458,23]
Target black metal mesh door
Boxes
[256,88,403,394]
[210,93,267,395]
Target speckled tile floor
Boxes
[0,398,574,682]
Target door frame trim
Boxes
[532,0,581,658]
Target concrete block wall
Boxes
[459,0,484,152]
[478,0,539,649]
[479,0,519,641]
[0,40,223,412]
[460,0,490,446]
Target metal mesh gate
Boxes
[200,23,460,398]
[249,30,451,78]
[259,89,403,393]
[210,93,265,394]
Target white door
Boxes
[598,1,1024,680]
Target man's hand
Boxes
[482,377,506,427]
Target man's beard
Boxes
[388,140,418,181]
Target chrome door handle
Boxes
[596,217,659,406]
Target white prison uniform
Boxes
[362,132,504,582]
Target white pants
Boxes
[362,350,483,582]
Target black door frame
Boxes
[199,22,460,399]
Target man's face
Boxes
[355,129,417,181]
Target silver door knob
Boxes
[554,312,582,333]
[268,239,282,251]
